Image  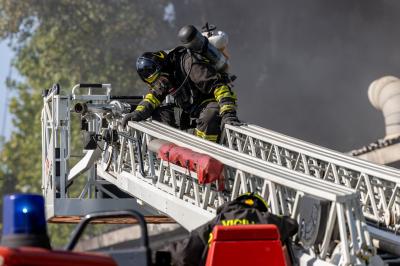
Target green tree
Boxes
[0,0,174,247]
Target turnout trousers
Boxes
[152,101,222,142]
[194,101,221,142]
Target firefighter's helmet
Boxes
[136,51,168,85]
[236,193,269,212]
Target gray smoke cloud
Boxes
[169,0,400,151]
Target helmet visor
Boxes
[136,57,161,84]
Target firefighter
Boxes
[121,47,241,142]
[167,193,299,266]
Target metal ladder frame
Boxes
[41,85,383,265]
[95,120,375,265]
[222,125,400,227]
[41,85,154,220]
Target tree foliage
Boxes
[0,0,174,247]
[1,0,175,92]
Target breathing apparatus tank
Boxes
[178,25,229,72]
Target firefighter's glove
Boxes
[221,112,242,130]
[122,112,142,127]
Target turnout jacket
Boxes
[168,198,299,266]
[135,47,237,119]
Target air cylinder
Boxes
[178,25,228,71]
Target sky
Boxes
[0,40,13,141]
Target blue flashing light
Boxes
[3,194,47,236]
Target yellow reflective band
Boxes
[195,129,218,142]
[219,104,236,114]
[195,128,206,138]
[143,99,155,108]
[145,72,160,84]
[214,85,230,99]
[206,136,218,142]
[215,92,236,102]
[135,105,145,112]
[144,93,161,108]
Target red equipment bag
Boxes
[0,247,117,266]
[158,142,225,190]
[205,225,287,266]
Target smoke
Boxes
[169,0,400,151]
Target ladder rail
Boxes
[230,124,400,182]
[134,121,355,201]
[224,124,400,228]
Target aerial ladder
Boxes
[42,83,398,265]
[223,124,400,254]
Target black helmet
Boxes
[216,192,269,215]
[136,51,168,84]
[235,193,269,212]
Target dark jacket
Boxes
[135,47,237,119]
[168,197,299,266]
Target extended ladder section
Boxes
[42,84,388,265]
[98,120,375,265]
[223,125,400,238]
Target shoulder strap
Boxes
[166,46,186,63]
